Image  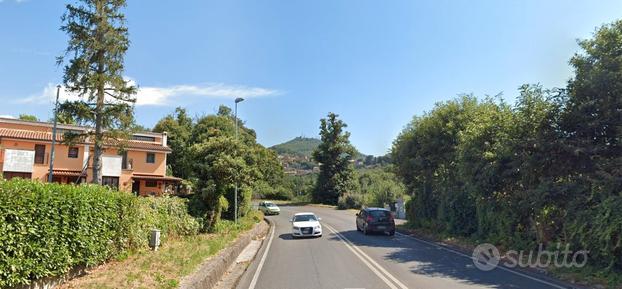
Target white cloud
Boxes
[17,80,281,106]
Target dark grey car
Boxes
[356,208,395,236]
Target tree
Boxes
[312,113,356,205]
[57,0,136,184]
[562,20,622,201]
[153,107,194,179]
[18,114,39,122]
[49,110,77,125]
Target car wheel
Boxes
[388,230,395,236]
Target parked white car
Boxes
[290,212,322,238]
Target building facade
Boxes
[0,118,180,196]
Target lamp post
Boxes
[48,85,61,183]
[234,97,244,224]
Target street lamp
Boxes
[234,97,244,224]
[48,85,61,183]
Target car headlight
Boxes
[314,226,321,230]
[292,226,299,230]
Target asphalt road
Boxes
[236,205,572,289]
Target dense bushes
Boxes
[0,179,199,288]
[393,20,622,273]
[337,193,364,209]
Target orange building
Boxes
[0,117,180,196]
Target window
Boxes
[293,214,317,222]
[3,172,32,180]
[132,135,156,142]
[102,176,119,189]
[120,151,128,169]
[146,153,155,163]
[145,180,157,187]
[68,147,79,158]
[34,144,45,164]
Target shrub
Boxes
[0,179,199,287]
[337,193,364,210]
[129,196,200,247]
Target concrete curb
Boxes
[179,219,270,289]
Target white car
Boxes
[258,201,280,215]
[290,212,322,238]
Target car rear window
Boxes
[369,210,391,218]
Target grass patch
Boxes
[58,211,263,289]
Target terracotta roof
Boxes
[0,128,63,142]
[48,170,83,177]
[0,128,171,152]
[132,174,182,181]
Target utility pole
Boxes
[234,97,244,223]
[48,85,61,183]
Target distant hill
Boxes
[271,137,390,175]
[270,136,365,158]
[270,137,322,157]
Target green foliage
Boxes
[270,137,322,157]
[254,181,293,200]
[312,113,357,205]
[392,20,622,276]
[337,193,364,210]
[156,106,284,230]
[57,0,137,184]
[18,114,39,122]
[353,168,405,208]
[567,196,622,270]
[0,179,198,287]
[153,107,194,180]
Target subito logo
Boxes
[472,243,500,271]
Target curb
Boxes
[179,219,270,289]
[227,217,274,289]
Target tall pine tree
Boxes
[57,0,136,184]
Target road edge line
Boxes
[248,221,276,289]
[324,224,399,289]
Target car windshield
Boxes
[265,202,276,207]
[293,214,317,222]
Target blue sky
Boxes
[1,0,621,155]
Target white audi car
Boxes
[291,212,322,238]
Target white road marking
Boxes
[248,223,276,289]
[324,224,409,289]
[394,232,567,289]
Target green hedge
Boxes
[0,179,199,288]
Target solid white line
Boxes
[324,225,399,289]
[394,232,567,289]
[325,224,409,289]
[248,223,276,289]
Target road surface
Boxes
[236,205,572,289]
